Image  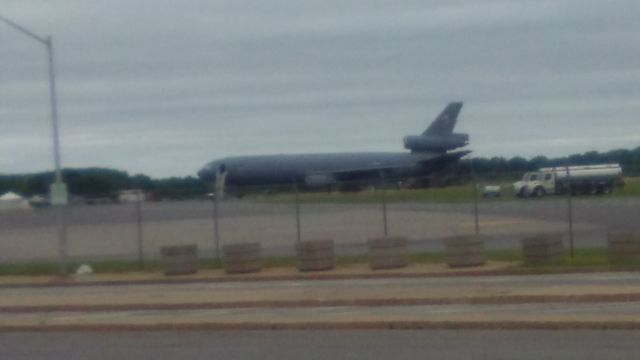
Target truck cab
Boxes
[513,171,555,197]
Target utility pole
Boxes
[1,15,68,274]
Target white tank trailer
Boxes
[513,164,623,197]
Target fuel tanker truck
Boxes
[513,164,623,197]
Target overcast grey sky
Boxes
[1,0,639,177]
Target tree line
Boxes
[0,168,207,200]
[456,146,640,180]
[1,146,640,198]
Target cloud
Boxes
[1,0,639,177]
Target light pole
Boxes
[1,15,69,274]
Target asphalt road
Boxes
[0,197,638,261]
[3,272,640,327]
[4,301,640,327]
[1,330,639,359]
[3,272,640,308]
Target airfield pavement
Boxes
[0,196,639,262]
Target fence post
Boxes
[470,164,480,236]
[56,206,68,276]
[565,166,574,259]
[212,186,221,264]
[294,184,301,244]
[135,192,144,269]
[381,181,388,237]
[473,182,480,236]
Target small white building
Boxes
[0,192,32,211]
[118,189,144,203]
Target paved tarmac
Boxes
[1,330,639,359]
[2,272,640,308]
[4,301,640,327]
[0,197,638,261]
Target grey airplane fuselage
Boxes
[200,151,442,187]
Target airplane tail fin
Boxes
[422,102,463,136]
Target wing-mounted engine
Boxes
[403,133,469,153]
[304,173,336,187]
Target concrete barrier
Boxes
[160,244,198,276]
[522,234,564,265]
[368,236,409,270]
[444,235,486,268]
[608,231,640,263]
[297,239,335,272]
[223,242,261,274]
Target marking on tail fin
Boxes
[423,102,463,136]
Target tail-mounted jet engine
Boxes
[403,133,469,153]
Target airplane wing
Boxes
[307,150,471,183]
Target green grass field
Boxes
[616,177,640,197]
[250,177,640,204]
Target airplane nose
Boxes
[198,164,219,182]
[197,168,209,181]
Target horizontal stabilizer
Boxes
[416,150,472,167]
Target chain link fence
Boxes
[0,172,637,273]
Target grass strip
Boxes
[247,177,640,204]
[1,247,639,277]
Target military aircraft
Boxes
[198,102,470,192]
